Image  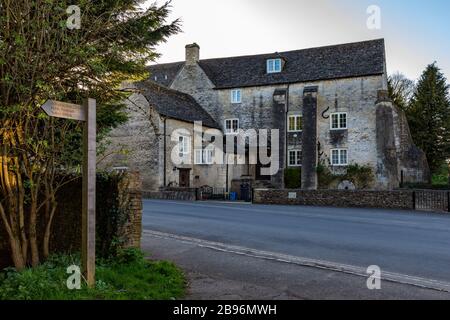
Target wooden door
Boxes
[179,169,190,188]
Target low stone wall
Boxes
[143,187,197,201]
[253,189,415,210]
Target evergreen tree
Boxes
[408,63,450,173]
[0,0,180,269]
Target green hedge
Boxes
[284,168,301,189]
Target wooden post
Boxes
[82,98,96,287]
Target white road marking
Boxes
[143,229,450,293]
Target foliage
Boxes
[317,162,374,190]
[0,0,180,269]
[388,72,415,111]
[0,249,186,300]
[407,63,450,173]
[284,168,301,189]
[431,163,449,187]
[95,173,129,259]
[345,164,375,189]
[316,162,338,189]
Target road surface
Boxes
[141,200,450,299]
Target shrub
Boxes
[317,163,374,189]
[284,168,301,189]
[345,164,374,189]
[316,163,338,189]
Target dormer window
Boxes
[267,58,282,73]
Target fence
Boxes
[413,190,450,213]
[197,187,227,201]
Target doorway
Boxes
[179,169,191,188]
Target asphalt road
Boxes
[142,200,450,299]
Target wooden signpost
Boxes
[41,99,96,287]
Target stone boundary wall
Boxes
[117,172,143,248]
[253,189,415,210]
[143,187,197,201]
[0,171,143,269]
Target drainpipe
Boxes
[226,162,229,193]
[285,84,290,177]
[163,117,167,187]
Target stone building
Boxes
[103,39,429,192]
[101,81,227,191]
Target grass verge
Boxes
[0,249,186,300]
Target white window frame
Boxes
[195,147,214,165]
[288,150,302,167]
[288,115,303,132]
[267,58,282,73]
[178,135,190,158]
[330,112,348,130]
[225,118,239,135]
[330,148,348,166]
[231,89,242,104]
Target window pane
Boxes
[332,150,339,165]
[267,60,273,72]
[331,114,339,129]
[296,151,302,165]
[340,113,347,128]
[296,116,302,131]
[340,150,347,165]
[274,59,281,71]
[289,151,295,166]
[289,117,295,131]
[233,120,238,131]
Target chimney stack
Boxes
[185,43,200,66]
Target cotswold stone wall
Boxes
[143,187,197,201]
[253,189,414,210]
[0,172,143,269]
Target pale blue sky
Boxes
[148,0,450,81]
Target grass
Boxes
[0,249,186,300]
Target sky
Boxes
[146,0,450,81]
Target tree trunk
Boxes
[43,201,57,259]
[29,198,40,267]
[9,237,26,271]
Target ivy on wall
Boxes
[317,162,374,190]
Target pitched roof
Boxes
[146,62,184,87]
[148,39,386,89]
[136,81,219,129]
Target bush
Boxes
[345,164,374,189]
[316,163,337,189]
[317,163,374,189]
[284,168,301,189]
[0,250,186,300]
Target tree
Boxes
[407,63,450,173]
[388,72,415,111]
[0,0,180,270]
